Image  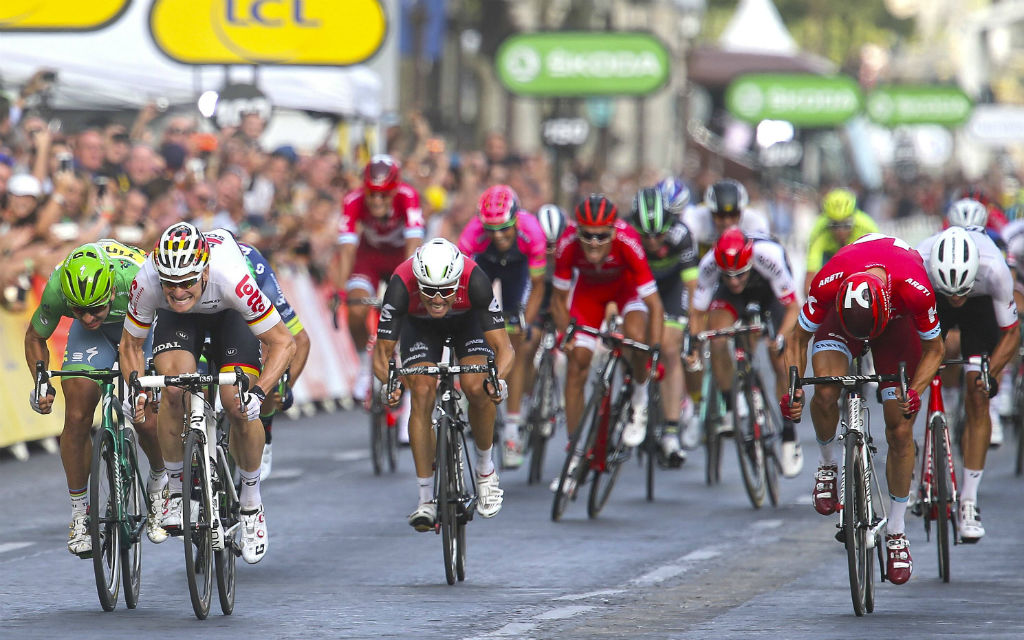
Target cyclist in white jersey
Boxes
[917,226,1019,542]
[683,179,771,254]
[119,223,296,565]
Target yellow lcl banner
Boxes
[0,0,129,31]
[149,0,387,66]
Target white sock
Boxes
[147,468,167,494]
[417,476,433,504]
[817,437,836,467]
[238,467,262,510]
[504,414,521,441]
[962,468,983,503]
[631,382,648,411]
[887,495,909,535]
[476,445,495,477]
[69,486,88,515]
[165,460,184,494]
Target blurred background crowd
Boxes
[4,0,1024,311]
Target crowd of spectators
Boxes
[3,67,1024,313]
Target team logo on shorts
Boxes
[177,330,189,339]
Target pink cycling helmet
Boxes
[478,185,519,228]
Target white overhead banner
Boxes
[966,104,1024,144]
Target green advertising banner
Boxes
[725,73,863,126]
[866,85,973,127]
[496,32,669,97]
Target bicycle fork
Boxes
[188,393,226,552]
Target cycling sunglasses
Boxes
[420,284,458,299]
[161,277,200,290]
[483,220,517,233]
[577,230,613,244]
[827,221,853,230]
[71,302,110,316]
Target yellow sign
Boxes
[149,0,387,66]
[0,0,129,31]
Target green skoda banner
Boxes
[725,74,863,126]
[866,85,972,127]
[496,32,669,97]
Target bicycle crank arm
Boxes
[866,518,888,548]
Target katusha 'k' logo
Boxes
[149,0,387,66]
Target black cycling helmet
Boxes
[705,179,749,216]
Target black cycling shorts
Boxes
[398,312,495,366]
[709,282,784,339]
[938,295,1000,357]
[152,309,262,375]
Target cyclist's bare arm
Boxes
[785,324,814,380]
[255,321,297,393]
[289,328,312,381]
[24,326,50,375]
[404,236,420,260]
[551,287,570,335]
[523,272,545,327]
[776,299,801,340]
[483,327,515,382]
[909,334,944,400]
[373,337,398,384]
[330,242,357,292]
[988,324,1020,380]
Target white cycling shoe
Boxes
[240,504,268,564]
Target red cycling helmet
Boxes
[478,185,519,228]
[714,228,754,276]
[575,194,618,226]
[836,272,891,340]
[363,154,401,192]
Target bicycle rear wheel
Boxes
[703,374,723,486]
[844,433,868,616]
[932,415,952,583]
[89,428,121,612]
[588,389,631,519]
[436,416,457,585]
[527,355,557,485]
[215,446,239,615]
[182,429,213,619]
[644,381,664,502]
[733,376,766,509]
[753,382,781,508]
[120,426,144,609]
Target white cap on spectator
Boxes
[8,174,42,198]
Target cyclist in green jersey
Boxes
[804,188,879,293]
[24,241,167,557]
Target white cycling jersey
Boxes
[125,229,282,339]
[692,236,798,312]
[682,203,771,250]
[1002,219,1024,273]
[917,227,1018,329]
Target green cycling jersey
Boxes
[805,210,879,274]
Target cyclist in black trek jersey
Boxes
[629,186,700,466]
[373,238,515,531]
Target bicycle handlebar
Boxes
[565,320,652,353]
[940,355,991,395]
[787,362,909,424]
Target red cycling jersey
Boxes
[552,220,657,297]
[338,182,425,250]
[800,233,940,340]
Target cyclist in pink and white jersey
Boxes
[458,185,547,468]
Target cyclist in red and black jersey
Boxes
[781,234,945,585]
[373,238,514,532]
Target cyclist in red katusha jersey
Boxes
[781,233,945,586]
[549,194,665,490]
[330,154,425,401]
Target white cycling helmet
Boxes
[947,198,989,229]
[412,238,464,288]
[928,226,979,296]
[537,204,567,245]
[153,222,210,282]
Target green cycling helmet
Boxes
[631,187,671,236]
[59,243,114,308]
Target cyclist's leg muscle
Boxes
[60,377,101,490]
[622,308,650,382]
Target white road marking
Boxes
[0,542,33,554]
[629,547,722,587]
[533,605,595,620]
[752,519,784,530]
[264,468,303,480]
[554,588,626,601]
[332,450,370,462]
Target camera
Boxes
[57,151,73,173]
[94,176,109,199]
[40,71,57,83]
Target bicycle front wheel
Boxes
[844,433,869,616]
[436,416,457,585]
[527,354,558,485]
[182,429,213,619]
[89,428,121,612]
[733,377,766,509]
[120,426,144,609]
[932,414,952,583]
[551,392,599,522]
[644,381,664,502]
[215,446,239,615]
[588,389,631,519]
[453,428,468,582]
[370,381,386,475]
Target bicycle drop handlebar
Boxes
[787,363,909,424]
[939,355,991,396]
[130,367,250,414]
